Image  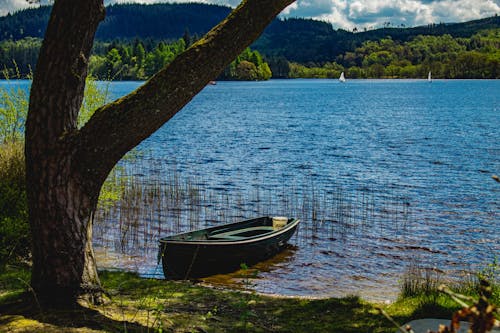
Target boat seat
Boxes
[209,226,275,240]
[208,235,247,240]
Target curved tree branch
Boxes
[76,0,295,187]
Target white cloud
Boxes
[430,0,500,22]
[1,0,499,30]
[282,2,299,15]
[0,0,36,16]
[290,0,500,30]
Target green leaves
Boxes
[79,75,110,128]
[223,48,273,81]
[0,69,29,144]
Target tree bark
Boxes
[26,0,294,306]
[26,0,105,305]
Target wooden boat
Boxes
[158,216,300,279]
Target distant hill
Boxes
[253,15,500,63]
[0,3,499,63]
[0,4,232,41]
[98,3,231,40]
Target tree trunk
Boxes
[25,154,101,304]
[26,0,105,305]
[26,0,294,306]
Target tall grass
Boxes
[0,68,29,267]
[0,140,29,267]
[400,259,499,306]
[93,157,415,259]
[400,261,442,298]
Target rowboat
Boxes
[158,216,300,279]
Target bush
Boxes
[0,141,29,269]
[0,69,29,143]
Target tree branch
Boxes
[76,0,295,185]
[26,0,105,148]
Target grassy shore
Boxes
[3,264,492,333]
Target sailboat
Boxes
[427,71,432,82]
[339,71,346,83]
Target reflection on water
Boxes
[92,79,499,302]
[201,247,298,291]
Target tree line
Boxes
[0,37,272,81]
[2,28,499,80]
[290,30,500,79]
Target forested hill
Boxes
[0,4,232,41]
[98,3,231,40]
[253,15,500,62]
[1,3,499,63]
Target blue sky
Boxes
[1,0,499,30]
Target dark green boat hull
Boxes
[158,216,300,279]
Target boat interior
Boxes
[161,217,294,242]
[208,226,276,240]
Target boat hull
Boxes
[159,217,299,279]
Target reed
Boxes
[400,259,499,304]
[93,156,416,262]
[400,261,443,298]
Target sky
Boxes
[1,0,499,30]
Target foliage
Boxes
[291,30,500,79]
[219,47,272,80]
[0,38,40,79]
[266,56,290,78]
[88,39,187,80]
[0,68,29,143]
[0,68,30,268]
[0,141,29,268]
[289,61,344,78]
[79,75,110,127]
[46,39,271,81]
[4,29,497,80]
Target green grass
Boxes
[3,266,492,333]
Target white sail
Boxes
[339,71,346,82]
[428,71,432,82]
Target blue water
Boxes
[2,79,499,301]
[107,79,499,300]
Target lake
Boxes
[2,79,499,301]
